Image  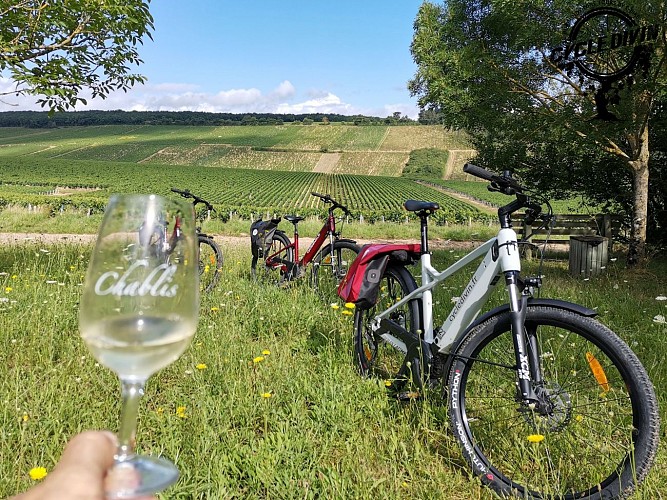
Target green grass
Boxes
[0,204,499,243]
[0,242,665,498]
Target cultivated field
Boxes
[0,156,491,224]
[0,124,471,177]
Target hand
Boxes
[12,431,156,500]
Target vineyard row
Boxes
[0,158,494,224]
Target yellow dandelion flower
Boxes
[575,415,584,422]
[262,349,271,356]
[527,434,545,443]
[196,363,207,370]
[156,407,164,416]
[11,275,17,279]
[342,310,353,316]
[22,413,29,422]
[210,306,219,312]
[253,356,265,364]
[261,392,273,399]
[176,406,187,419]
[4,287,12,293]
[384,380,392,387]
[330,303,340,310]
[29,467,48,480]
[344,302,356,309]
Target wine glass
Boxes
[79,194,199,498]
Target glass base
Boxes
[105,455,179,499]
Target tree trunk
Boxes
[627,126,650,266]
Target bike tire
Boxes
[252,231,294,284]
[447,305,659,499]
[198,236,223,292]
[310,240,360,300]
[352,263,421,395]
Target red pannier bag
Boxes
[337,243,420,310]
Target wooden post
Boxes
[523,220,533,260]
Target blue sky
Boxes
[0,1,426,118]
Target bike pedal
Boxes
[395,391,421,402]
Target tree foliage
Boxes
[402,148,448,179]
[410,0,667,261]
[0,0,154,111]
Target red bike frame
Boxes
[263,192,353,275]
[266,211,337,273]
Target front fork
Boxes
[506,271,542,406]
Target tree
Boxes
[409,1,667,264]
[0,0,154,112]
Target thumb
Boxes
[54,430,118,478]
[12,431,118,500]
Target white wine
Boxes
[81,315,195,380]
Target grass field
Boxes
[0,242,664,498]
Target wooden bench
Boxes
[512,214,623,275]
[511,213,623,262]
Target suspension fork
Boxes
[506,272,540,405]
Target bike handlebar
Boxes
[311,191,351,216]
[463,164,546,227]
[171,187,215,211]
[463,163,523,195]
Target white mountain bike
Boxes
[349,164,659,499]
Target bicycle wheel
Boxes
[353,264,421,395]
[252,231,294,284]
[447,305,659,499]
[310,240,360,299]
[198,237,223,292]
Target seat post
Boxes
[420,213,429,255]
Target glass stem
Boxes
[116,379,146,462]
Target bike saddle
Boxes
[284,215,305,224]
[404,200,440,212]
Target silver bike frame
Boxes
[370,227,522,354]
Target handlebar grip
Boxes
[463,163,497,181]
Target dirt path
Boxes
[0,232,481,251]
[312,152,341,173]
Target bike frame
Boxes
[265,212,338,270]
[372,227,521,355]
[370,222,549,403]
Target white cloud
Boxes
[0,77,418,118]
[275,92,354,115]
